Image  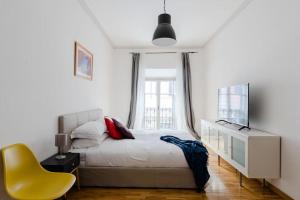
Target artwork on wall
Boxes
[74,41,93,80]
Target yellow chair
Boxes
[1,143,76,200]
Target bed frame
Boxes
[58,109,196,188]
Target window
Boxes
[143,68,176,130]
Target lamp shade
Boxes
[152,13,176,46]
[55,134,68,147]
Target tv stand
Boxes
[215,120,232,124]
[201,119,280,186]
[238,126,251,131]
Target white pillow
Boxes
[72,138,102,149]
[71,121,106,140]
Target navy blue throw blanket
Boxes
[160,135,210,192]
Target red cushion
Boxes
[104,117,123,139]
[112,118,135,139]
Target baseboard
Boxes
[257,179,293,200]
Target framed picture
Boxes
[74,41,93,80]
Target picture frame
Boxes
[74,41,93,80]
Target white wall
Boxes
[0,1,113,197]
[0,0,113,159]
[109,49,132,123]
[203,0,300,198]
[110,49,205,133]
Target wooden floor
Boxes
[68,151,282,200]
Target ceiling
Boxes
[84,0,248,48]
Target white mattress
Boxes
[70,130,195,168]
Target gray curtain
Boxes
[127,53,140,128]
[182,52,198,137]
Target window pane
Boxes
[160,94,173,108]
[144,94,157,129]
[143,78,176,130]
[144,107,157,129]
[144,81,157,129]
[160,81,169,94]
[145,81,156,94]
[160,80,175,129]
[160,94,174,129]
[145,94,156,108]
[160,80,175,94]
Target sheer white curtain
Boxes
[133,53,187,132]
[175,56,188,132]
[134,55,146,130]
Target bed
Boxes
[59,109,196,188]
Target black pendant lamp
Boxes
[152,0,176,46]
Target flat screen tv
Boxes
[217,83,249,128]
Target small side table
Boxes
[41,153,80,190]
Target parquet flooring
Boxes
[68,151,283,200]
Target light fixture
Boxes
[152,0,176,46]
[55,133,68,159]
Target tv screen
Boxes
[218,83,249,127]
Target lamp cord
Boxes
[164,0,166,13]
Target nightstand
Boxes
[41,153,80,190]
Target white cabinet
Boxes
[200,120,280,179]
[201,122,209,144]
[218,131,229,156]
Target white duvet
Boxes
[79,130,195,168]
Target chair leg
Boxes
[76,168,80,190]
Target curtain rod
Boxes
[129,51,198,54]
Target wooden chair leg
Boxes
[76,168,80,190]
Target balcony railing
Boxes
[144,107,175,130]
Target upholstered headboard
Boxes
[58,109,103,151]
